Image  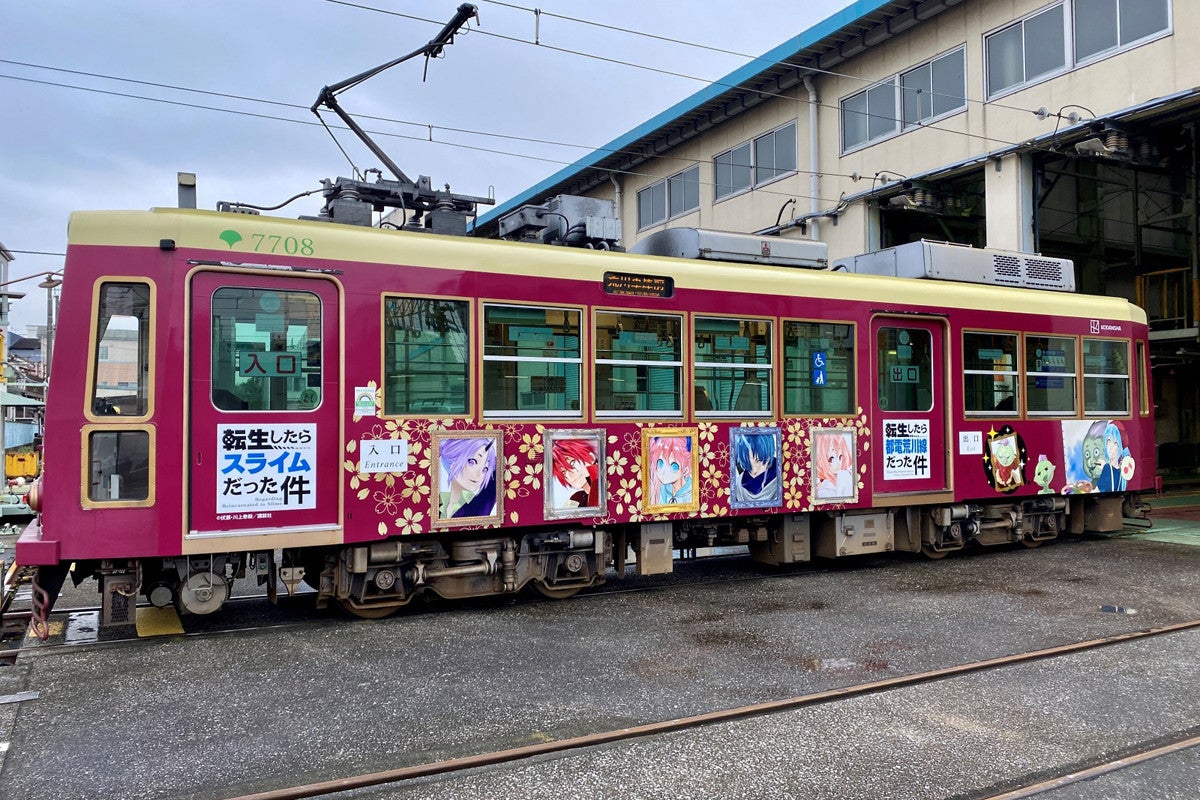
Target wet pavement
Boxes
[0,502,1198,799]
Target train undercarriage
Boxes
[35,492,1147,629]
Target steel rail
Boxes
[978,731,1200,799]
[224,618,1200,800]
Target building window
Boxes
[1082,338,1129,415]
[637,165,700,229]
[986,4,1067,98]
[715,122,797,200]
[1074,0,1170,62]
[595,311,682,416]
[754,122,797,185]
[693,317,773,416]
[482,304,582,417]
[963,331,1018,415]
[1025,335,1077,416]
[841,80,899,151]
[901,48,966,128]
[783,320,855,415]
[383,297,469,416]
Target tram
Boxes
[14,206,1153,629]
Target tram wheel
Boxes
[1019,536,1045,548]
[533,582,583,600]
[920,544,951,560]
[338,598,399,619]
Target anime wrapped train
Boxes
[13,207,1154,629]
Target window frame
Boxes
[86,279,156,423]
[1081,336,1131,417]
[962,330,1020,418]
[79,423,156,508]
[985,3,1069,99]
[782,318,857,417]
[714,121,798,202]
[594,309,684,419]
[481,302,584,420]
[692,314,774,419]
[1024,333,1079,417]
[637,164,701,230]
[1073,0,1172,66]
[900,47,967,130]
[381,293,472,418]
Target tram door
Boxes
[188,272,342,543]
[870,316,949,496]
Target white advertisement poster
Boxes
[883,419,931,481]
[217,423,317,513]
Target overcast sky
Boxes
[2,0,850,332]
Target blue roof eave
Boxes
[474,0,896,230]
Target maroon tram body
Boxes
[16,208,1154,625]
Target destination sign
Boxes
[603,271,674,298]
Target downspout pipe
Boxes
[804,75,820,241]
[609,173,623,233]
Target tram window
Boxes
[1025,335,1077,416]
[963,331,1018,415]
[87,430,150,502]
[383,297,469,416]
[211,288,322,412]
[877,327,933,412]
[694,317,772,415]
[595,311,682,416]
[482,304,581,417]
[784,320,855,415]
[90,282,152,417]
[1082,338,1129,416]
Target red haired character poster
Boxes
[544,429,606,519]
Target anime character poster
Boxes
[544,429,606,519]
[984,426,1026,493]
[431,430,503,527]
[810,427,858,504]
[729,427,782,509]
[641,428,700,514]
[1061,419,1135,494]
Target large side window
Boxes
[383,297,469,416]
[877,327,933,412]
[783,320,855,415]
[595,311,682,416]
[91,282,152,417]
[986,4,1066,98]
[963,331,1019,416]
[693,317,772,415]
[483,304,582,417]
[210,288,321,412]
[1025,335,1077,416]
[1082,338,1129,416]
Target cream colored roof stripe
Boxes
[67,209,1145,325]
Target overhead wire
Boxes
[0,71,849,220]
[326,0,1032,152]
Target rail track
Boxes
[220,618,1200,800]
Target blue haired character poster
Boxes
[1061,420,1135,494]
[730,427,782,509]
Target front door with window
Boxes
[188,272,341,543]
[871,316,949,495]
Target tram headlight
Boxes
[27,476,42,512]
